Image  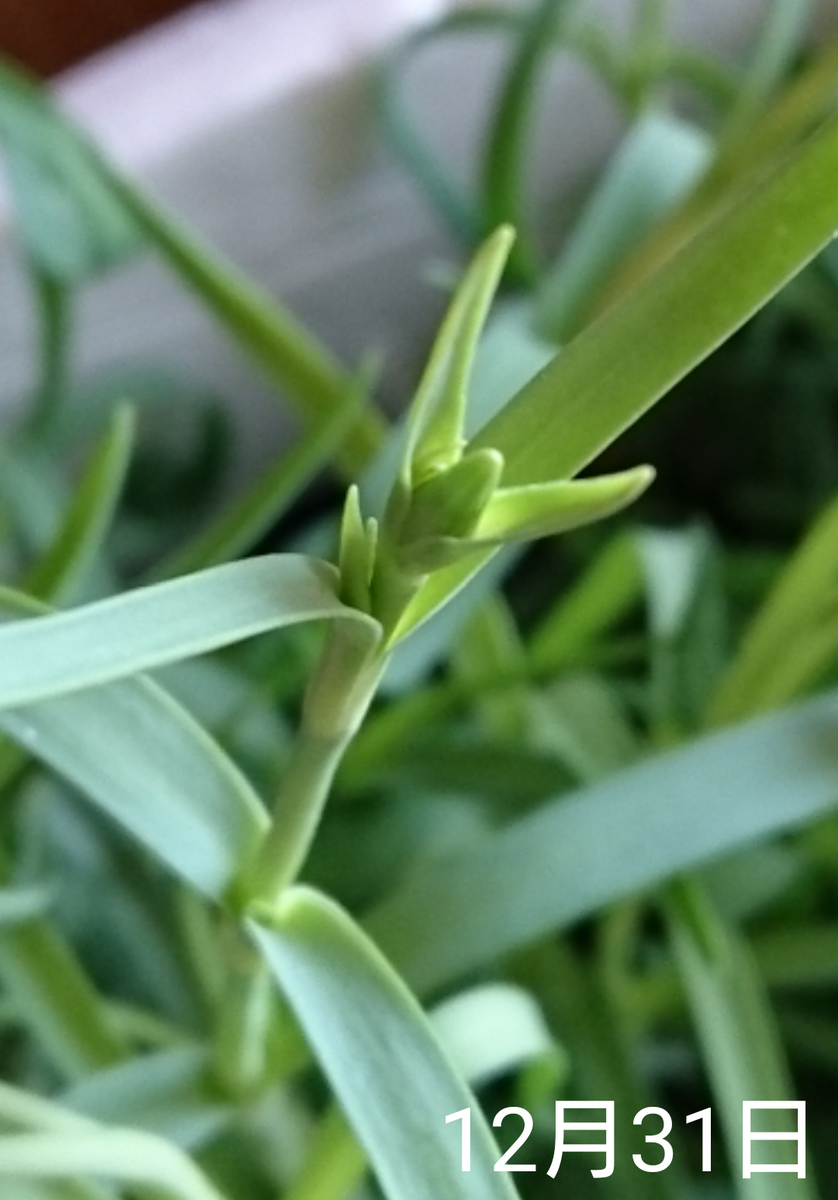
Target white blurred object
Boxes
[0,0,819,469]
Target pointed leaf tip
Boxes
[475,464,655,542]
[405,226,515,484]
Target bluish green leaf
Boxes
[667,881,817,1200]
[251,887,521,1200]
[0,556,380,711]
[368,688,838,994]
[0,591,268,899]
[0,63,138,279]
[536,110,711,341]
[0,1131,227,1200]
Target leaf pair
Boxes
[366,225,654,632]
[0,559,380,898]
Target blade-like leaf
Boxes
[480,0,570,279]
[285,981,560,1200]
[710,487,838,724]
[156,378,362,580]
[667,881,817,1200]
[0,1131,227,1200]
[0,681,267,901]
[63,1047,228,1150]
[536,110,711,341]
[722,0,815,143]
[0,592,268,899]
[406,226,514,484]
[478,109,838,487]
[24,406,134,603]
[0,556,380,710]
[251,887,521,1200]
[474,466,654,542]
[393,109,838,641]
[528,530,643,671]
[0,62,139,279]
[368,688,838,994]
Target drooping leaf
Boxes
[99,163,383,475]
[62,1047,229,1150]
[0,1131,227,1200]
[0,592,268,899]
[285,981,561,1200]
[480,0,571,279]
[0,62,139,280]
[251,887,521,1200]
[0,556,380,710]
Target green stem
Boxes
[239,624,386,907]
[25,271,72,440]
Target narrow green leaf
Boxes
[0,593,268,900]
[26,271,72,437]
[0,839,123,1082]
[536,110,711,341]
[723,0,815,143]
[477,109,838,488]
[0,681,268,901]
[481,0,570,278]
[283,1107,366,1200]
[285,982,560,1200]
[0,1131,227,1200]
[667,881,817,1200]
[156,383,361,579]
[430,982,563,1090]
[594,32,838,312]
[474,466,654,541]
[406,226,515,484]
[711,488,838,725]
[0,62,139,280]
[0,57,384,473]
[373,9,522,244]
[368,688,838,994]
[24,406,134,603]
[393,109,838,641]
[0,556,379,711]
[454,595,529,741]
[251,887,521,1200]
[0,915,123,1078]
[528,530,643,671]
[63,1047,228,1150]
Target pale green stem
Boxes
[239,623,386,908]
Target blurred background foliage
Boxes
[1,2,838,1199]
